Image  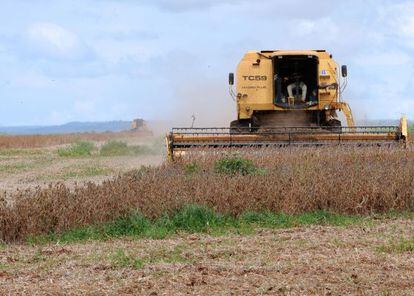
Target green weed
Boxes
[58,141,95,157]
[61,166,112,180]
[110,244,188,270]
[184,162,200,175]
[99,140,153,156]
[0,148,45,156]
[0,162,32,173]
[377,236,414,253]
[214,157,265,175]
[31,249,47,263]
[171,204,224,232]
[110,249,145,269]
[31,205,366,244]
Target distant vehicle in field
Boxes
[131,118,146,131]
[131,118,153,136]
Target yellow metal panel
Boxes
[400,115,408,140]
[318,57,339,107]
[235,50,343,120]
[236,54,273,105]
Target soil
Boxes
[1,220,414,295]
[0,136,164,194]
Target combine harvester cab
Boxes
[166,50,408,160]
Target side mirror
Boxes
[341,65,348,77]
[229,73,234,85]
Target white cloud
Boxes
[27,22,88,60]
[354,51,412,67]
[380,1,414,47]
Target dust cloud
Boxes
[155,50,236,131]
[167,77,235,128]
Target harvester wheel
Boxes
[230,120,249,134]
[326,119,342,133]
[250,116,261,132]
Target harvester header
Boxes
[166,49,408,160]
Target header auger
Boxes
[167,50,408,160]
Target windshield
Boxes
[273,55,318,109]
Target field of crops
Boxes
[2,140,414,294]
[0,130,151,149]
[2,146,414,241]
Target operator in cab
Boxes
[287,73,307,104]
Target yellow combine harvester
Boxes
[167,50,408,160]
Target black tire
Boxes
[326,119,342,133]
[230,120,249,134]
[250,116,261,132]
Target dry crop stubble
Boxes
[1,146,414,243]
[3,221,414,294]
[0,130,150,149]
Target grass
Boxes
[57,139,159,157]
[238,210,363,227]
[27,204,366,245]
[99,140,154,156]
[0,162,33,173]
[110,248,145,269]
[0,158,53,174]
[31,249,47,263]
[58,141,95,157]
[110,244,189,269]
[214,157,265,175]
[61,166,113,180]
[0,148,46,156]
[35,165,113,182]
[377,236,414,253]
[183,162,200,175]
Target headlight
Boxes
[324,104,330,110]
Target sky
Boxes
[0,0,413,126]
